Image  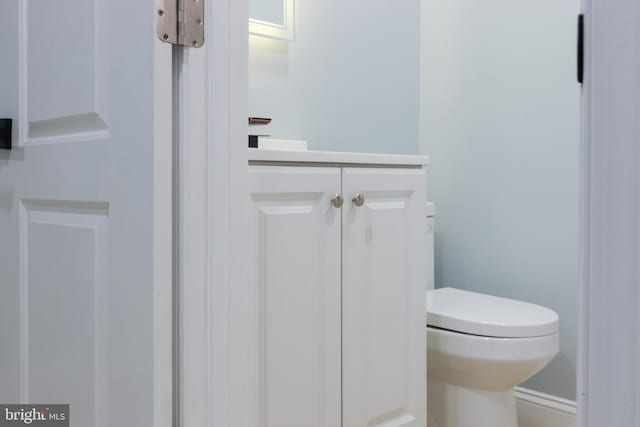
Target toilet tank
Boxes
[426,202,435,291]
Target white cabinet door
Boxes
[0,1,172,426]
[342,167,427,427]
[248,165,342,427]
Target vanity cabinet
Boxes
[248,151,427,427]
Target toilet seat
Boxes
[427,287,559,338]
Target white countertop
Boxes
[248,149,429,166]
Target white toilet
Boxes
[425,206,559,427]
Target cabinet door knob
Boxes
[352,193,365,207]
[331,194,344,208]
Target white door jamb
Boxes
[578,0,640,425]
[175,0,250,425]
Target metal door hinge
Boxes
[156,0,204,48]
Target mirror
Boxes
[249,0,294,41]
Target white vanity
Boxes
[248,149,428,427]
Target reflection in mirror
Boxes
[250,0,285,26]
[249,1,422,155]
[249,0,294,41]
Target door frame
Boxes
[176,0,250,425]
[578,0,640,425]
[177,0,640,425]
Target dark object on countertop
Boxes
[249,117,272,125]
[0,119,12,150]
[249,135,270,148]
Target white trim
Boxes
[579,0,640,425]
[577,1,590,426]
[176,45,211,427]
[152,31,173,427]
[515,387,576,427]
[178,0,249,425]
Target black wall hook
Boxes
[0,119,12,150]
[577,14,584,84]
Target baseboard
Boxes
[515,387,576,427]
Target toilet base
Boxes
[428,379,518,427]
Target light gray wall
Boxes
[249,0,421,154]
[420,1,580,400]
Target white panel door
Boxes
[342,167,427,427]
[0,1,172,426]
[248,165,342,427]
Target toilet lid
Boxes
[426,287,559,338]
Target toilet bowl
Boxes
[426,287,559,427]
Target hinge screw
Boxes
[158,9,165,16]
[163,34,169,41]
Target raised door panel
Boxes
[22,0,109,145]
[342,167,427,427]
[21,201,109,427]
[248,165,342,427]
